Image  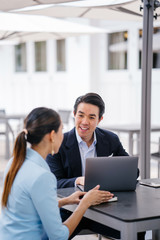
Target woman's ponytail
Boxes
[1,131,27,208]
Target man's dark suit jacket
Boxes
[46,127,131,188]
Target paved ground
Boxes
[0,138,155,239]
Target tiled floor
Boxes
[0,138,155,239]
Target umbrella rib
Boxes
[0,31,18,40]
[78,8,92,17]
[113,6,143,17]
[0,32,9,40]
[0,31,66,41]
[19,32,64,39]
[33,0,42,4]
[76,6,142,18]
[51,33,64,38]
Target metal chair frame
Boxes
[151,137,160,177]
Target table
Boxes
[0,114,26,159]
[103,124,160,156]
[57,184,160,240]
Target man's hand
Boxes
[75,176,85,186]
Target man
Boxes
[45,92,145,240]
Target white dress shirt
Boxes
[75,129,97,176]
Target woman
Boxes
[0,107,113,240]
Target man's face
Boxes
[74,102,102,143]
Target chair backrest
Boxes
[58,110,71,124]
[0,109,6,124]
[0,109,6,115]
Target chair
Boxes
[58,109,71,124]
[0,109,8,137]
[58,109,73,131]
[0,109,5,115]
[78,229,118,239]
[0,109,14,159]
[151,137,160,177]
[78,230,102,239]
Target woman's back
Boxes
[0,148,68,240]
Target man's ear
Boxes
[73,111,76,117]
[98,116,103,124]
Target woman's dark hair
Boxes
[74,92,105,119]
[2,107,60,208]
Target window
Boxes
[15,43,27,72]
[56,39,66,71]
[35,41,46,72]
[139,27,160,69]
[108,31,128,70]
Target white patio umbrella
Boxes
[0,0,134,11]
[16,0,160,179]
[14,0,144,21]
[0,0,80,11]
[0,12,108,43]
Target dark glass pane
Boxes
[139,27,160,69]
[35,41,46,72]
[56,39,66,71]
[15,43,27,72]
[108,31,128,70]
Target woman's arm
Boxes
[63,185,113,237]
[31,173,70,240]
[58,191,86,208]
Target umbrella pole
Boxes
[140,0,154,179]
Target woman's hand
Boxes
[59,191,85,207]
[82,185,114,207]
[67,191,86,204]
[59,185,114,207]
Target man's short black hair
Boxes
[73,92,105,119]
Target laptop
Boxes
[78,156,138,192]
[139,178,160,188]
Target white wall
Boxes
[0,20,160,131]
[0,36,90,115]
[89,20,160,128]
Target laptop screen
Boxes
[84,156,138,192]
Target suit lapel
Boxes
[96,128,110,157]
[65,128,82,176]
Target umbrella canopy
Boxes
[0,12,108,43]
[0,0,135,11]
[15,0,144,21]
[0,0,80,11]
